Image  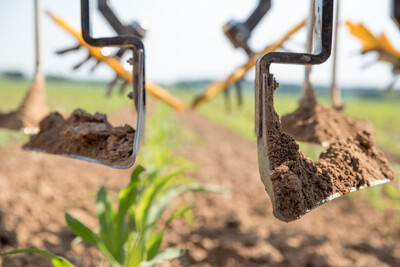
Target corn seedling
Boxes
[0,249,74,267]
[1,165,222,267]
[68,164,223,266]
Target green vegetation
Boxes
[0,249,73,267]
[65,165,221,267]
[1,163,221,267]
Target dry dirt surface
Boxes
[0,107,399,267]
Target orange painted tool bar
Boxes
[192,19,306,108]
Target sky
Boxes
[0,0,399,89]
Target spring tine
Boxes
[90,60,101,72]
[119,81,129,95]
[106,75,119,97]
[235,80,243,108]
[56,45,81,55]
[72,53,92,70]
[224,87,232,113]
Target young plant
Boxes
[67,165,222,267]
[1,165,222,267]
[0,249,74,267]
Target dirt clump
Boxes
[0,74,48,132]
[23,109,135,166]
[264,78,395,222]
[281,97,373,146]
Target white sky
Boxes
[0,0,399,89]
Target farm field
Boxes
[0,78,400,266]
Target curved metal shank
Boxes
[393,0,400,30]
[255,0,333,136]
[246,0,272,32]
[80,0,146,169]
[254,0,334,220]
[97,0,146,38]
[224,0,271,56]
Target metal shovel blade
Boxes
[23,0,146,169]
[23,50,146,169]
[255,72,394,222]
[254,0,394,222]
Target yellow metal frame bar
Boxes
[346,21,400,65]
[192,19,306,108]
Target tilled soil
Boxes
[0,106,399,267]
[281,99,374,146]
[170,110,400,267]
[0,75,48,131]
[24,109,135,166]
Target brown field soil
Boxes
[0,107,399,267]
[0,74,48,132]
[24,109,135,166]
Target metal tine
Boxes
[119,81,129,95]
[255,0,392,222]
[255,0,332,138]
[90,60,102,72]
[24,0,146,169]
[56,45,81,55]
[106,75,119,97]
[78,0,146,168]
[72,53,92,70]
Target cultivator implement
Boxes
[192,0,306,109]
[47,12,185,112]
[344,0,400,92]
[346,27,400,90]
[23,0,146,169]
[192,19,305,108]
[255,0,394,222]
[280,0,374,147]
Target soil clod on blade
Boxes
[263,78,394,222]
[23,109,135,166]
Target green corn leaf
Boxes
[113,172,142,262]
[139,248,183,267]
[165,206,192,227]
[146,183,225,229]
[96,187,121,261]
[384,184,399,199]
[0,249,74,267]
[136,166,193,231]
[145,230,164,260]
[65,213,121,267]
[118,174,140,221]
[131,165,146,182]
[145,206,191,261]
[65,213,97,245]
[125,232,146,267]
